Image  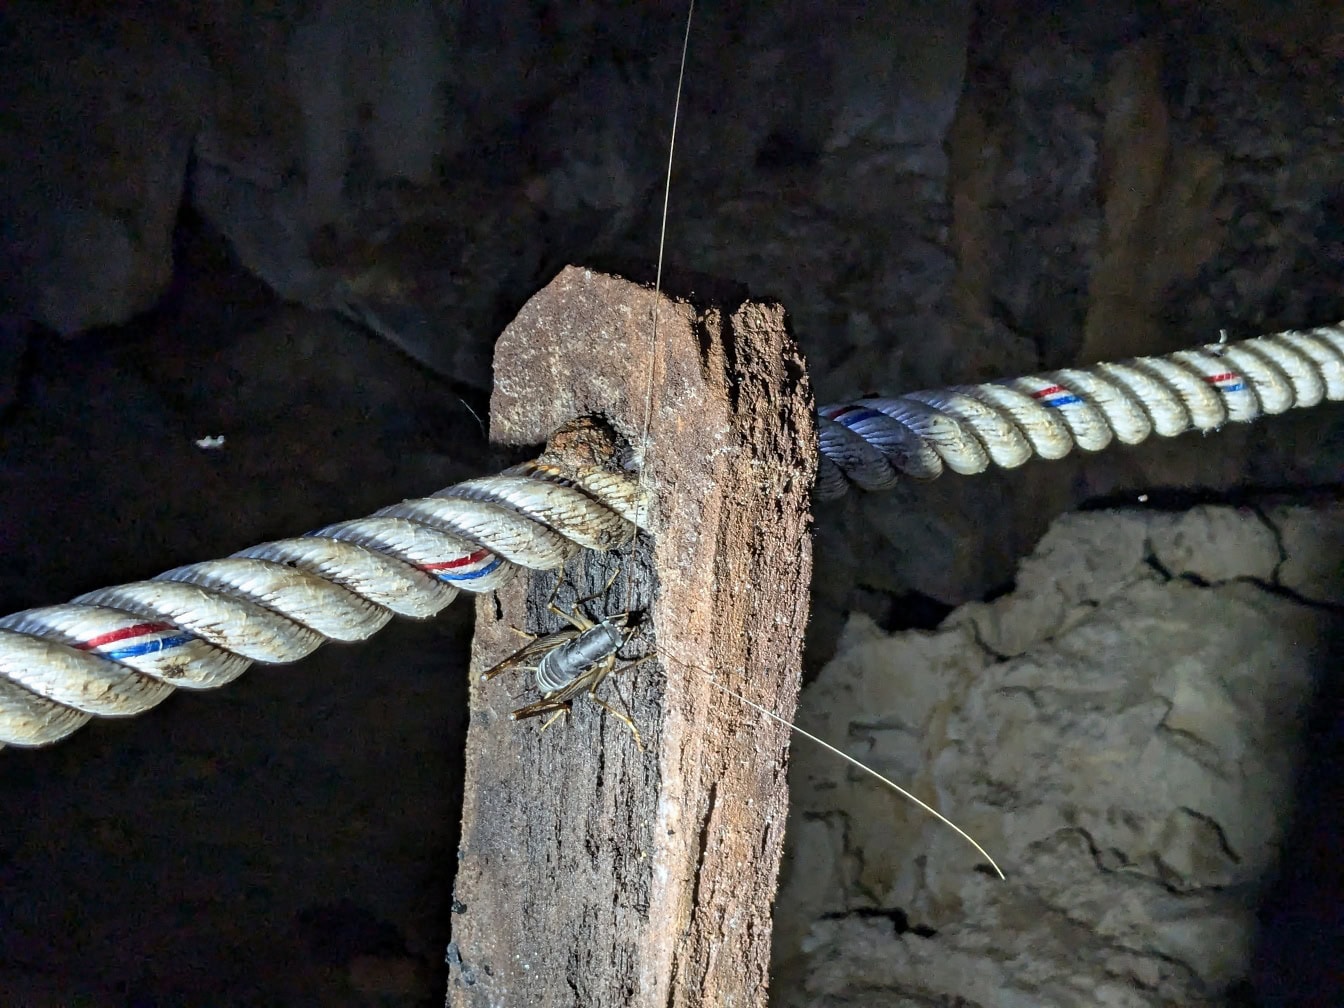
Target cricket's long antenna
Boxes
[695,667,1007,880]
[634,0,695,533]
[624,0,1003,881]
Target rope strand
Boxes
[2,318,1340,747]
[815,323,1344,498]
[0,461,646,748]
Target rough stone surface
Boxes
[1270,500,1344,602]
[1147,504,1281,585]
[774,503,1344,1006]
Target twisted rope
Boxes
[4,321,1342,748]
[0,460,647,748]
[814,322,1344,499]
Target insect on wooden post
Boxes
[445,266,816,1007]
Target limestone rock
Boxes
[775,503,1344,1006]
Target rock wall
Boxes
[776,502,1344,1005]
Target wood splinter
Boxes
[446,266,816,1008]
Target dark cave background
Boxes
[1,0,1342,1004]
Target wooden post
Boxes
[445,267,816,1007]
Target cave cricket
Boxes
[479,566,651,752]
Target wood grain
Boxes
[446,266,815,1007]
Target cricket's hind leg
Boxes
[585,654,657,752]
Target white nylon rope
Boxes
[0,461,645,748]
[814,322,1344,499]
[3,321,1341,748]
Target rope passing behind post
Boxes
[1,297,1341,749]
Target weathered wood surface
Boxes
[445,266,816,1007]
